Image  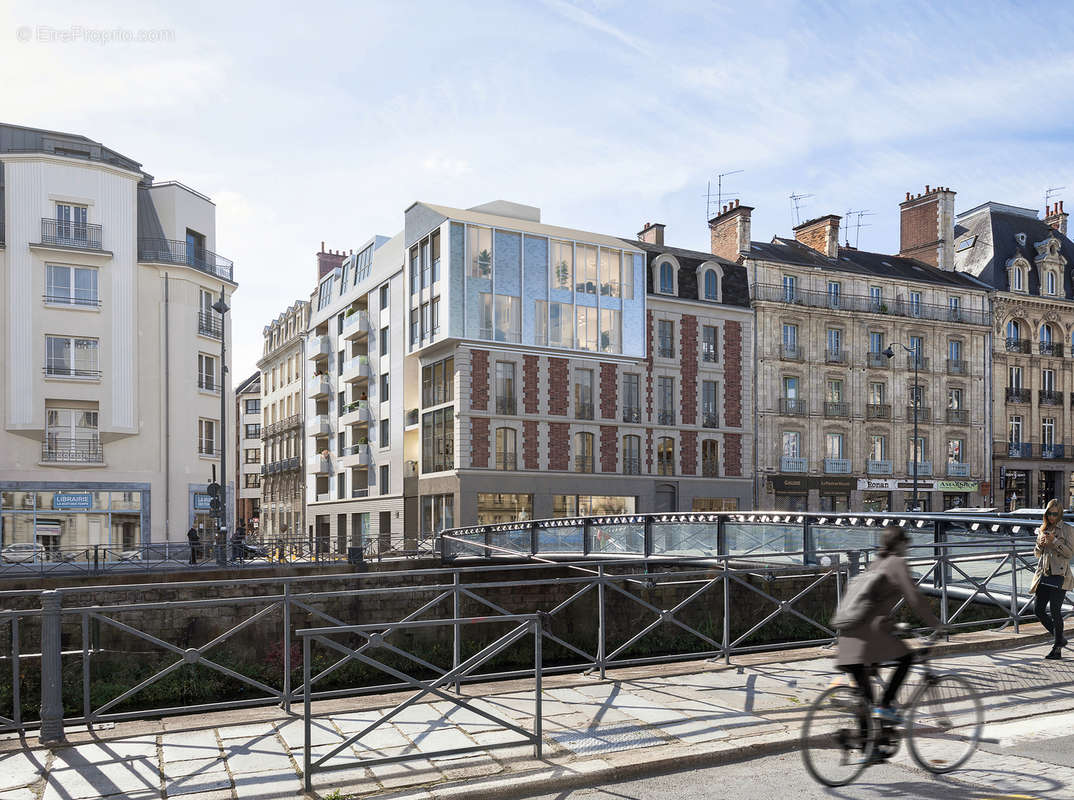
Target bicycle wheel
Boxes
[906,673,983,773]
[801,685,876,786]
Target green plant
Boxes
[323,789,347,800]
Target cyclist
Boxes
[836,524,940,724]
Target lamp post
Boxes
[885,343,920,511]
[212,286,230,562]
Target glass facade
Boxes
[476,493,533,525]
[1,489,145,559]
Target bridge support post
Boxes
[1010,541,1020,634]
[453,571,461,694]
[597,564,606,679]
[38,590,65,745]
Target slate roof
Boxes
[626,239,750,308]
[748,237,990,291]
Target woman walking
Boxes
[1031,499,1073,660]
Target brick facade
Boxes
[523,355,539,414]
[548,358,569,416]
[599,363,617,420]
[523,419,538,470]
[645,428,654,473]
[471,349,489,411]
[724,433,742,477]
[724,321,742,427]
[547,422,570,471]
[471,417,490,468]
[645,311,654,418]
[600,425,618,472]
[680,315,698,425]
[680,430,697,476]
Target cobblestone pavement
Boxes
[2,632,1073,800]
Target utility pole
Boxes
[885,342,921,511]
[212,285,231,561]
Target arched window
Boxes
[657,436,675,476]
[1010,265,1025,291]
[703,269,718,300]
[1040,324,1054,344]
[623,434,641,475]
[1007,320,1022,341]
[574,432,594,473]
[659,261,674,294]
[1047,272,1057,295]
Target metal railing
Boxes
[1005,338,1031,354]
[40,438,103,463]
[1040,342,1064,357]
[657,410,675,425]
[781,344,803,361]
[825,349,847,364]
[866,403,891,420]
[574,456,594,473]
[495,396,517,415]
[622,407,641,423]
[39,218,103,250]
[1006,387,1031,403]
[779,398,806,415]
[751,283,991,326]
[781,455,807,472]
[44,364,101,379]
[575,401,594,420]
[907,405,930,421]
[1040,390,1064,406]
[1004,441,1033,458]
[657,341,674,358]
[263,415,302,436]
[867,459,892,474]
[866,352,888,368]
[946,408,969,424]
[495,453,517,470]
[702,411,719,428]
[824,457,851,474]
[197,310,222,339]
[946,359,968,375]
[623,457,641,474]
[824,401,849,418]
[702,346,717,363]
[138,237,234,281]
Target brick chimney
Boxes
[638,222,665,246]
[793,214,841,259]
[708,199,752,261]
[1045,201,1068,236]
[316,241,345,281]
[899,185,956,270]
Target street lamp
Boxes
[884,342,921,511]
[212,286,230,563]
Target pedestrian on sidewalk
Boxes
[187,526,200,565]
[1030,498,1073,660]
[835,524,941,724]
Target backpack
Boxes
[831,568,886,632]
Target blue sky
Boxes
[4,0,1074,376]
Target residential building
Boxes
[953,197,1074,508]
[0,122,237,552]
[257,299,309,541]
[234,372,261,532]
[711,194,991,512]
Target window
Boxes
[948,387,963,410]
[702,326,718,362]
[622,253,634,300]
[782,275,797,302]
[198,354,217,391]
[1007,320,1022,342]
[702,381,718,427]
[1009,365,1023,389]
[421,494,454,536]
[702,440,719,476]
[244,423,261,438]
[421,302,431,340]
[46,336,99,377]
[783,375,799,399]
[1011,266,1024,291]
[782,323,798,353]
[421,357,454,406]
[947,439,964,464]
[549,302,573,348]
[380,283,390,310]
[410,246,420,292]
[469,226,492,278]
[908,436,927,463]
[657,436,675,476]
[703,269,718,300]
[496,427,517,470]
[534,300,548,345]
[825,432,844,459]
[54,202,88,243]
[476,493,532,525]
[245,448,260,464]
[827,281,841,309]
[245,474,261,489]
[870,435,888,461]
[574,432,594,472]
[576,306,597,351]
[909,291,922,316]
[576,244,598,293]
[1047,272,1057,295]
[551,240,573,290]
[574,369,594,419]
[431,297,440,336]
[949,296,961,318]
[45,265,98,306]
[782,431,801,458]
[826,328,842,359]
[869,382,886,404]
[659,261,674,293]
[431,231,441,283]
[496,362,516,415]
[599,309,621,353]
[376,326,388,358]
[45,407,99,457]
[623,435,641,474]
[478,293,492,339]
[1042,417,1056,447]
[657,376,675,424]
[380,418,390,448]
[623,374,640,421]
[1043,368,1056,393]
[869,286,882,309]
[1041,324,1054,345]
[421,239,431,289]
[827,379,843,403]
[495,295,520,343]
[599,248,620,296]
[421,407,454,472]
[380,373,389,402]
[908,383,925,408]
[198,419,217,456]
[317,277,334,310]
[245,399,260,414]
[869,331,884,355]
[948,339,962,361]
[380,464,390,490]
[658,319,674,358]
[1009,415,1023,443]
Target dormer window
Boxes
[657,259,676,294]
[1047,271,1058,295]
[1015,233,1027,247]
[698,261,723,302]
[703,269,718,300]
[1007,257,1028,292]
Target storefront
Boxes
[817,477,854,512]
[1,485,149,556]
[856,479,979,513]
[768,475,809,511]
[1003,468,1029,510]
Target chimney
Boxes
[708,199,753,261]
[1045,200,1068,237]
[899,185,957,270]
[793,214,841,259]
[637,221,665,246]
[316,243,345,280]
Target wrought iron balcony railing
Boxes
[780,344,803,361]
[44,364,101,379]
[41,437,103,463]
[825,349,848,364]
[1006,387,1031,403]
[197,310,223,339]
[946,462,970,476]
[866,351,889,368]
[138,237,234,281]
[495,396,517,415]
[866,403,891,420]
[1039,390,1064,406]
[623,457,641,475]
[574,456,593,473]
[1042,444,1066,460]
[946,408,969,424]
[702,346,717,363]
[750,282,990,325]
[702,459,718,477]
[495,453,517,471]
[946,359,967,376]
[1006,442,1033,458]
[779,398,806,415]
[1005,338,1031,354]
[702,411,719,428]
[907,460,933,476]
[622,407,641,424]
[1040,342,1064,357]
[40,218,103,250]
[906,354,930,370]
[906,405,931,422]
[657,410,675,425]
[198,377,220,393]
[824,401,849,418]
[576,402,594,420]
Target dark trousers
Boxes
[1035,578,1067,648]
[841,654,913,708]
[189,544,198,565]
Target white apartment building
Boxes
[234,372,261,531]
[0,123,236,552]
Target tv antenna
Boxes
[844,209,876,249]
[1045,186,1065,215]
[706,169,743,220]
[789,192,813,227]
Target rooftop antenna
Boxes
[844,209,876,249]
[706,169,743,220]
[1045,186,1065,215]
[790,192,814,227]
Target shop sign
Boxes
[936,481,979,492]
[194,493,213,511]
[770,475,810,493]
[771,475,856,493]
[53,492,92,510]
[816,476,855,493]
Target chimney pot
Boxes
[925,185,930,193]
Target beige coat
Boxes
[1030,501,1074,593]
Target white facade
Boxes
[235,372,261,530]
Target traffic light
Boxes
[207,482,221,498]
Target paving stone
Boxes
[275,717,343,751]
[42,757,161,800]
[366,746,442,790]
[162,757,231,796]
[331,714,412,751]
[429,701,507,732]
[231,769,303,800]
[52,738,158,764]
[0,789,36,800]
[162,729,220,763]
[0,750,48,790]
[216,722,276,740]
[435,753,503,780]
[394,722,476,756]
[223,737,294,776]
[548,721,669,756]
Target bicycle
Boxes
[800,627,984,786]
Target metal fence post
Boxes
[282,583,292,713]
[38,590,65,744]
[802,516,815,565]
[92,545,99,574]
[453,571,461,694]
[533,617,543,760]
[722,558,731,665]
[939,542,949,628]
[644,516,653,558]
[716,514,726,556]
[1010,541,1020,633]
[302,634,312,793]
[583,517,591,556]
[597,564,606,679]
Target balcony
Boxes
[343,355,370,383]
[197,376,221,394]
[308,375,331,399]
[1040,342,1064,357]
[41,437,103,464]
[825,349,848,364]
[824,401,849,418]
[308,335,332,360]
[1006,442,1033,458]
[342,444,369,466]
[1039,390,1064,406]
[137,237,234,281]
[405,408,419,427]
[866,403,891,420]
[280,456,301,471]
[946,408,969,424]
[623,457,641,475]
[824,458,851,474]
[1005,337,1031,354]
[264,415,302,436]
[342,310,369,340]
[40,218,104,251]
[780,344,803,361]
[576,402,594,420]
[907,460,933,476]
[867,459,893,475]
[495,453,518,471]
[574,456,594,473]
[310,414,332,437]
[316,493,332,503]
[906,405,931,422]
[866,351,889,369]
[656,410,675,425]
[341,400,370,425]
[946,462,970,477]
[622,407,641,424]
[44,364,101,380]
[702,411,719,428]
[197,311,223,340]
[781,456,807,473]
[1042,444,1066,460]
[750,283,990,325]
[702,459,718,478]
[906,355,930,371]
[1006,387,1031,403]
[946,359,967,376]
[779,398,806,415]
[496,396,517,415]
[308,454,331,474]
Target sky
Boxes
[3,0,1074,377]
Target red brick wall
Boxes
[680,315,697,425]
[471,417,490,468]
[471,349,489,411]
[723,322,742,427]
[680,430,697,476]
[548,422,570,471]
[523,420,538,470]
[548,358,569,416]
[523,355,539,414]
[899,195,940,266]
[724,433,742,477]
[599,363,617,419]
[645,428,654,473]
[600,425,618,472]
[645,311,654,418]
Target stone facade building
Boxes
[234,372,261,531]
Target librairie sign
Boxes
[857,478,979,492]
[52,492,92,510]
